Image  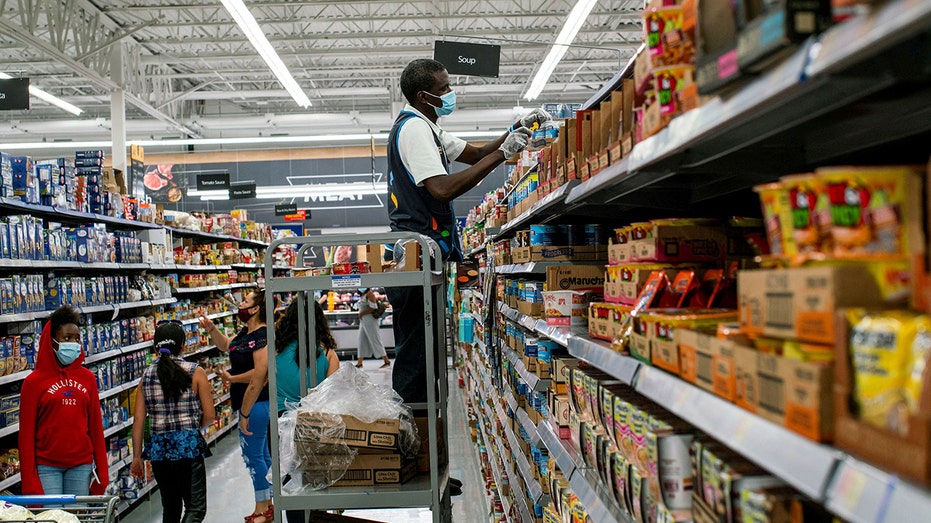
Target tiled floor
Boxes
[120,358,487,523]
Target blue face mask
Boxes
[424,90,456,117]
[54,340,82,366]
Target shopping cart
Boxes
[0,495,119,522]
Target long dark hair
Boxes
[250,289,269,324]
[154,322,192,400]
[276,299,337,365]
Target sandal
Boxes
[245,510,274,523]
[380,361,391,368]
[354,362,364,368]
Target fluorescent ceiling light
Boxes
[0,72,83,116]
[189,182,388,201]
[219,0,311,108]
[525,0,599,101]
[0,130,505,151]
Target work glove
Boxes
[519,108,553,131]
[499,127,532,159]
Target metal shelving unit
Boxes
[85,341,154,365]
[264,232,452,522]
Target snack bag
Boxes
[848,309,924,434]
[906,316,931,415]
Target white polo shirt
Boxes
[397,105,467,187]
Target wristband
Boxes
[241,411,250,419]
[508,124,515,133]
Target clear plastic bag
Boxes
[276,363,421,492]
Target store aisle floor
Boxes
[121,358,487,523]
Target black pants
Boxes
[151,458,207,523]
[386,286,443,405]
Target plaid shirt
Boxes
[141,358,203,433]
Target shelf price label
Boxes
[331,275,361,288]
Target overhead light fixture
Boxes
[219,0,312,108]
[188,182,389,201]
[0,72,83,116]
[524,0,599,101]
[0,130,505,151]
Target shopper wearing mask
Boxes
[240,299,339,523]
[386,58,548,405]
[355,288,390,368]
[131,321,215,523]
[19,305,109,496]
[201,290,272,523]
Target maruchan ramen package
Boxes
[848,309,931,435]
[781,173,831,255]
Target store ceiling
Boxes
[0,0,642,143]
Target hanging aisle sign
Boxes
[0,78,29,110]
[230,183,256,199]
[196,172,230,190]
[434,41,500,78]
[275,203,298,216]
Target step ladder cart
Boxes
[265,232,453,522]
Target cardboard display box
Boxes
[517,299,544,317]
[737,266,886,344]
[296,412,400,451]
[629,225,726,263]
[743,343,833,442]
[546,265,605,294]
[511,245,605,263]
[834,311,931,484]
[306,453,417,487]
[677,328,737,402]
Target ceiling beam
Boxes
[0,16,200,138]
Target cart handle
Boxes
[0,495,78,504]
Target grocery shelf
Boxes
[634,366,838,501]
[496,261,563,275]
[109,455,133,482]
[825,456,931,523]
[206,420,238,445]
[503,347,550,392]
[0,259,80,269]
[214,392,231,406]
[0,423,18,438]
[477,409,516,523]
[103,417,133,438]
[537,420,578,479]
[164,226,269,249]
[567,335,639,386]
[501,409,546,507]
[100,380,139,401]
[173,282,258,294]
[536,418,631,522]
[570,467,632,523]
[0,473,21,491]
[264,271,444,293]
[116,479,157,515]
[514,406,541,448]
[85,340,154,365]
[494,436,535,523]
[181,310,234,325]
[0,197,160,231]
[183,345,219,359]
[169,264,232,271]
[0,370,30,387]
[496,180,580,239]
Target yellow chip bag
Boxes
[848,309,922,435]
[906,317,931,415]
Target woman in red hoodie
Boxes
[18,305,108,495]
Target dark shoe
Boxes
[450,477,463,488]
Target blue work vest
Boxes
[387,111,462,262]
